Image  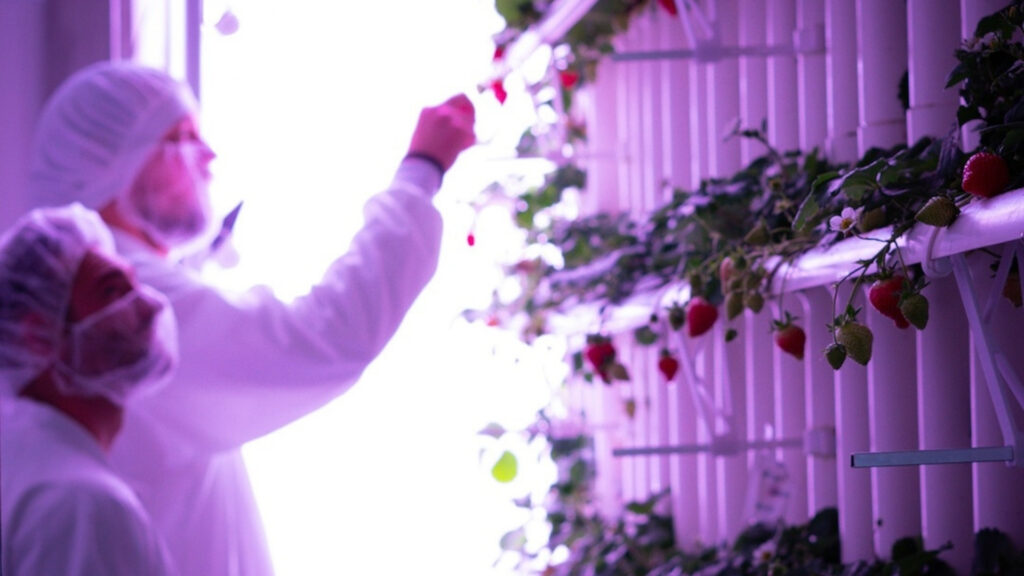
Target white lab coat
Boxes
[1,398,177,576]
[107,158,444,576]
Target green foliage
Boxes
[482,0,1024,371]
[948,1,1024,189]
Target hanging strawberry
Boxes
[558,69,579,89]
[686,296,718,337]
[492,44,506,61]
[835,322,873,366]
[899,292,929,330]
[868,275,910,329]
[491,79,508,105]
[467,232,476,246]
[962,151,1009,198]
[583,334,629,383]
[825,343,847,370]
[772,314,806,360]
[666,302,686,331]
[657,349,679,381]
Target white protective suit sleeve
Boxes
[5,483,177,576]
[119,157,444,457]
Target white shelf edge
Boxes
[542,187,1024,337]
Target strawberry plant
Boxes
[479,2,1024,572]
[475,0,1024,376]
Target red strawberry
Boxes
[774,322,806,360]
[467,232,476,246]
[491,79,508,104]
[492,45,505,61]
[584,335,616,383]
[657,0,679,16]
[657,349,679,381]
[868,275,910,329]
[686,297,718,337]
[962,151,1009,198]
[558,70,579,89]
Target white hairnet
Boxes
[0,203,117,394]
[29,61,198,210]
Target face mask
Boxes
[122,140,215,252]
[55,285,178,405]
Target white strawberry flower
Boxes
[829,206,862,235]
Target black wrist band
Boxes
[403,152,445,176]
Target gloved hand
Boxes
[406,93,476,173]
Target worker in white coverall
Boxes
[0,203,181,575]
[26,61,476,576]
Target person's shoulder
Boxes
[8,479,173,576]
[17,474,149,535]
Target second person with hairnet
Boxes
[27,61,477,576]
[0,203,180,575]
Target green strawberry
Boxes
[836,322,873,366]
[899,293,929,330]
[744,291,765,314]
[725,291,745,321]
[667,303,686,331]
[825,343,847,370]
[915,196,960,227]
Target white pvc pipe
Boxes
[661,13,696,192]
[706,0,742,177]
[688,56,710,187]
[906,0,960,142]
[767,0,800,151]
[796,0,827,150]
[715,319,749,540]
[617,25,641,214]
[855,0,908,152]
[799,289,839,513]
[694,337,720,543]
[738,0,769,164]
[746,311,778,472]
[771,299,809,525]
[582,57,622,214]
[834,289,874,562]
[825,0,858,162]
[916,276,974,573]
[864,288,922,558]
[669,332,705,547]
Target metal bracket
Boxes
[852,241,1024,469]
[614,427,835,458]
[611,44,822,63]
